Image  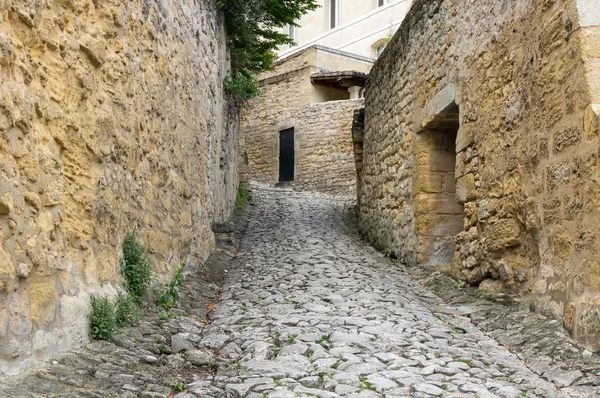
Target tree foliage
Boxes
[224,72,261,101]
[218,0,319,100]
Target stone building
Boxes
[0,0,240,374]
[241,0,414,197]
[242,45,372,197]
[358,0,600,348]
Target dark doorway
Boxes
[413,102,463,267]
[279,128,294,182]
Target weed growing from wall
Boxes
[89,231,191,340]
[235,184,250,210]
[115,294,141,327]
[224,73,261,103]
[89,296,117,340]
[121,229,153,303]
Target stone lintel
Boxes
[277,119,295,131]
[416,84,460,130]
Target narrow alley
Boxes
[2,1,599,397]
[1,186,599,398]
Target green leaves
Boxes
[219,0,319,100]
[155,263,186,310]
[89,229,150,340]
[235,184,250,210]
[89,230,188,341]
[115,294,141,327]
[224,73,261,102]
[89,296,117,340]
[171,381,185,392]
[121,229,153,303]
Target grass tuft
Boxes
[235,184,250,210]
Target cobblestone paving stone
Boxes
[1,185,599,398]
[407,270,600,398]
[204,186,574,398]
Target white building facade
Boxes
[280,0,412,60]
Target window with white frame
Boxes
[330,0,340,29]
[378,0,390,6]
[286,24,297,48]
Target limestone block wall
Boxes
[0,0,239,374]
[295,100,363,196]
[360,0,600,348]
[244,95,362,197]
[351,108,365,207]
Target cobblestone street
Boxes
[205,187,595,398]
[1,186,599,398]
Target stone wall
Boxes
[242,46,369,197]
[0,0,239,374]
[360,0,600,348]
[351,108,365,207]
[245,97,362,197]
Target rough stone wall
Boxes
[243,47,367,197]
[351,108,364,207]
[245,96,362,197]
[294,100,363,196]
[260,50,308,81]
[0,0,239,374]
[360,0,600,348]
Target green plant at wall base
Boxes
[115,294,141,327]
[235,184,249,210]
[89,295,117,340]
[121,229,153,303]
[155,263,186,310]
[159,309,172,320]
[171,381,185,392]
